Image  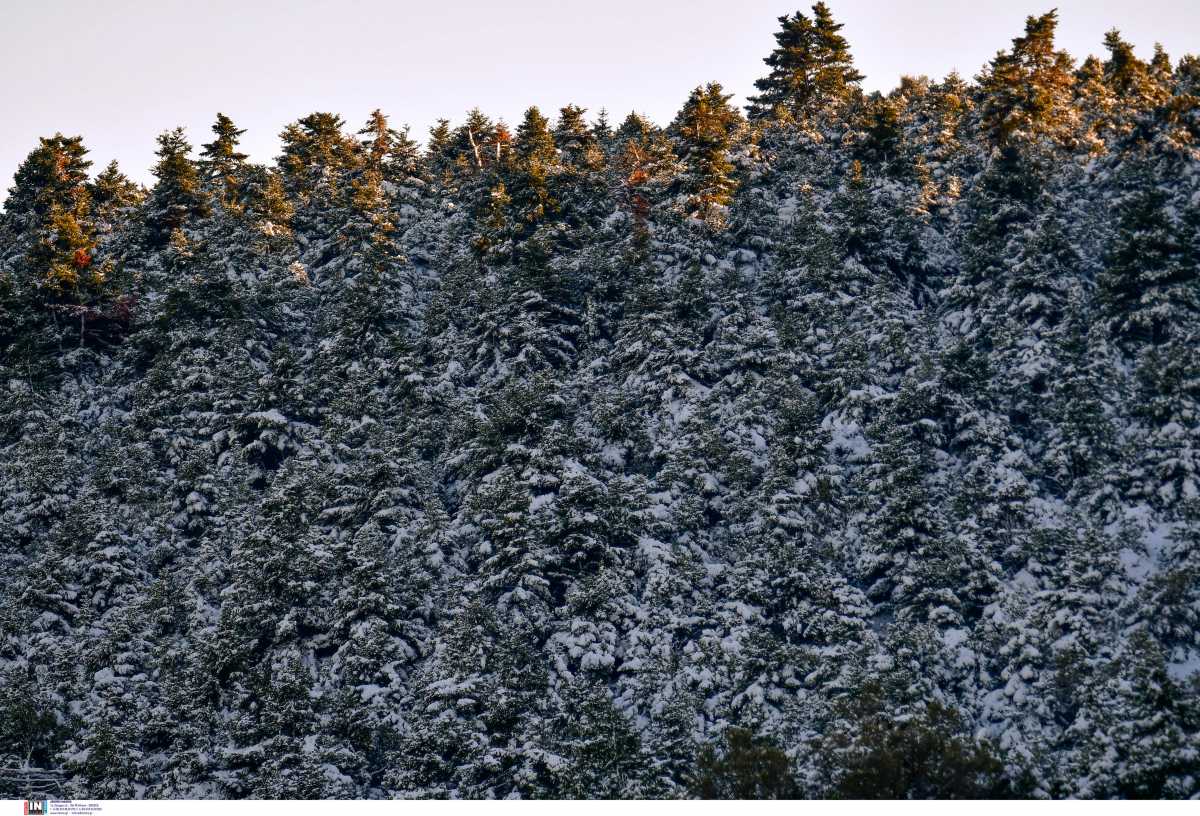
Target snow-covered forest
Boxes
[2,4,1199,799]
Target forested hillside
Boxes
[2,5,1199,799]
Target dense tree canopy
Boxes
[2,4,1199,801]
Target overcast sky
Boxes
[2,0,1197,189]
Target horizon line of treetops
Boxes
[2,4,1197,319]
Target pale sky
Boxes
[1,0,1197,190]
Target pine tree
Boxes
[452,108,500,174]
[147,128,210,244]
[612,112,674,241]
[747,3,863,122]
[2,134,97,299]
[553,104,608,230]
[509,106,560,235]
[199,113,249,210]
[533,679,650,797]
[592,108,613,144]
[90,160,144,227]
[426,117,455,180]
[1098,165,1199,347]
[671,83,742,226]
[554,104,597,168]
[1103,30,1172,121]
[1075,56,1120,152]
[978,11,1078,151]
[278,112,358,203]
